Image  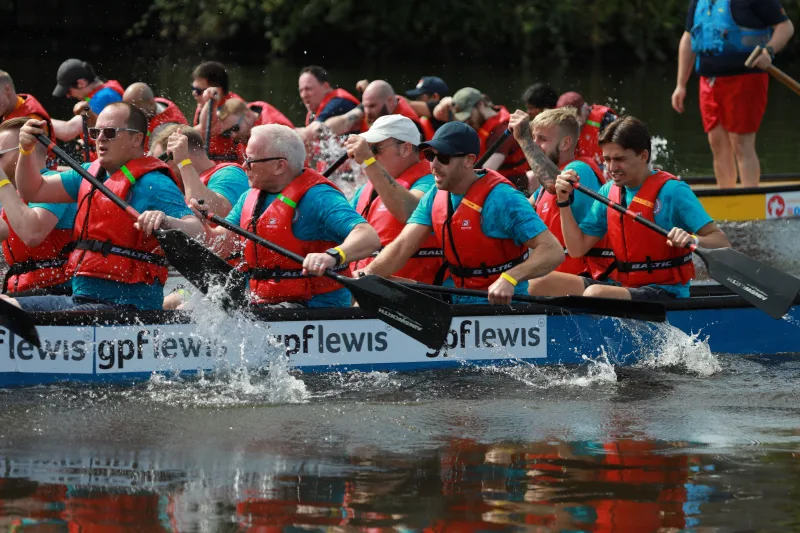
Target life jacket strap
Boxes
[73,239,169,267]
[447,250,530,278]
[249,262,349,281]
[371,247,444,259]
[584,247,615,259]
[615,252,693,274]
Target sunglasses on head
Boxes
[423,150,467,165]
[87,127,141,140]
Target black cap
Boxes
[419,122,480,156]
[405,76,449,98]
[53,59,96,98]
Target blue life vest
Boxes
[690,0,772,62]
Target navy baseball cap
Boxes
[419,122,480,156]
[53,59,96,97]
[406,76,449,98]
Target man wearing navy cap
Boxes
[405,76,449,133]
[355,122,563,305]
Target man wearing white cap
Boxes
[346,115,443,284]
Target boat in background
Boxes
[685,173,800,221]
[0,285,797,388]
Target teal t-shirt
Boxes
[206,165,249,208]
[532,160,603,225]
[350,173,436,210]
[408,173,548,304]
[227,184,367,308]
[61,163,193,310]
[31,169,77,230]
[579,173,713,298]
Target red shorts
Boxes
[699,73,768,134]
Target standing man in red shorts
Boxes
[672,0,793,189]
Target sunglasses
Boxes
[87,127,141,140]
[191,86,204,96]
[0,146,17,156]
[220,115,244,139]
[370,141,404,155]
[423,150,467,165]
[243,156,285,170]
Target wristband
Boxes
[556,193,574,208]
[691,234,699,245]
[178,159,193,169]
[500,272,518,286]
[364,157,376,167]
[18,145,33,156]
[333,246,347,264]
[0,179,11,189]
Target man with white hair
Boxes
[193,124,380,308]
[346,115,442,284]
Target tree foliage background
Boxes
[132,0,784,64]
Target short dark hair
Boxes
[598,116,651,163]
[151,123,204,153]
[300,65,329,84]
[107,102,148,142]
[523,83,559,109]
[191,61,230,93]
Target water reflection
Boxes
[2,438,793,532]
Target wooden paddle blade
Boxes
[155,229,248,309]
[540,296,666,322]
[696,246,800,319]
[0,299,40,347]
[345,275,452,349]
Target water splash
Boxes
[616,320,720,376]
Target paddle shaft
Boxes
[746,46,800,97]
[81,112,91,163]
[204,100,214,157]
[474,130,511,168]
[323,153,348,178]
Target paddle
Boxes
[475,130,511,168]
[746,46,800,97]
[34,135,247,310]
[573,182,800,319]
[196,203,453,349]
[324,153,349,178]
[204,100,214,157]
[80,111,91,163]
[401,282,666,322]
[0,299,40,347]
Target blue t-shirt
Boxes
[227,184,367,307]
[532,160,603,225]
[61,163,193,310]
[88,87,123,114]
[409,174,548,304]
[350,173,436,211]
[315,97,358,122]
[579,173,713,298]
[206,165,249,208]
[30,169,77,230]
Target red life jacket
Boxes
[360,96,428,140]
[304,88,360,126]
[4,93,58,169]
[606,171,695,288]
[198,162,242,186]
[80,81,126,163]
[192,92,244,163]
[67,157,183,286]
[534,158,616,280]
[1,207,73,294]
[250,101,294,128]
[431,170,529,291]
[354,160,443,283]
[419,115,436,141]
[477,106,530,182]
[145,97,189,151]
[576,104,617,167]
[240,169,352,305]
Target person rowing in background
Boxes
[295,65,361,143]
[556,91,617,168]
[212,99,294,163]
[6,103,203,312]
[0,118,76,296]
[356,76,449,139]
[354,122,564,305]
[556,116,730,301]
[347,115,443,284]
[190,61,244,162]
[522,82,559,119]
[507,108,616,296]
[123,82,188,151]
[433,87,530,191]
[190,124,380,309]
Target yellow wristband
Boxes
[500,272,518,286]
[18,145,33,156]
[333,246,347,264]
[178,159,193,169]
[0,179,11,189]
[363,157,376,167]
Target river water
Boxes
[1,53,800,531]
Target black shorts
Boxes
[582,278,678,301]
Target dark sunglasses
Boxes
[191,86,204,96]
[87,127,141,140]
[370,141,404,155]
[243,156,285,170]
[423,150,466,165]
[220,115,244,139]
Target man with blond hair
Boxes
[508,107,614,296]
[191,124,380,308]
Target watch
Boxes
[765,45,776,58]
[556,193,574,208]
[325,248,343,266]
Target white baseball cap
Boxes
[359,114,422,146]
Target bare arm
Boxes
[51,116,83,141]
[169,134,233,216]
[337,222,381,263]
[696,221,730,248]
[481,152,506,171]
[0,218,8,242]
[768,19,794,52]
[17,121,73,203]
[324,107,364,135]
[504,230,564,282]
[676,32,695,89]
[0,182,60,247]
[409,100,431,118]
[359,223,431,277]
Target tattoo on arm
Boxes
[345,107,365,125]
[520,137,557,186]
[381,168,400,189]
